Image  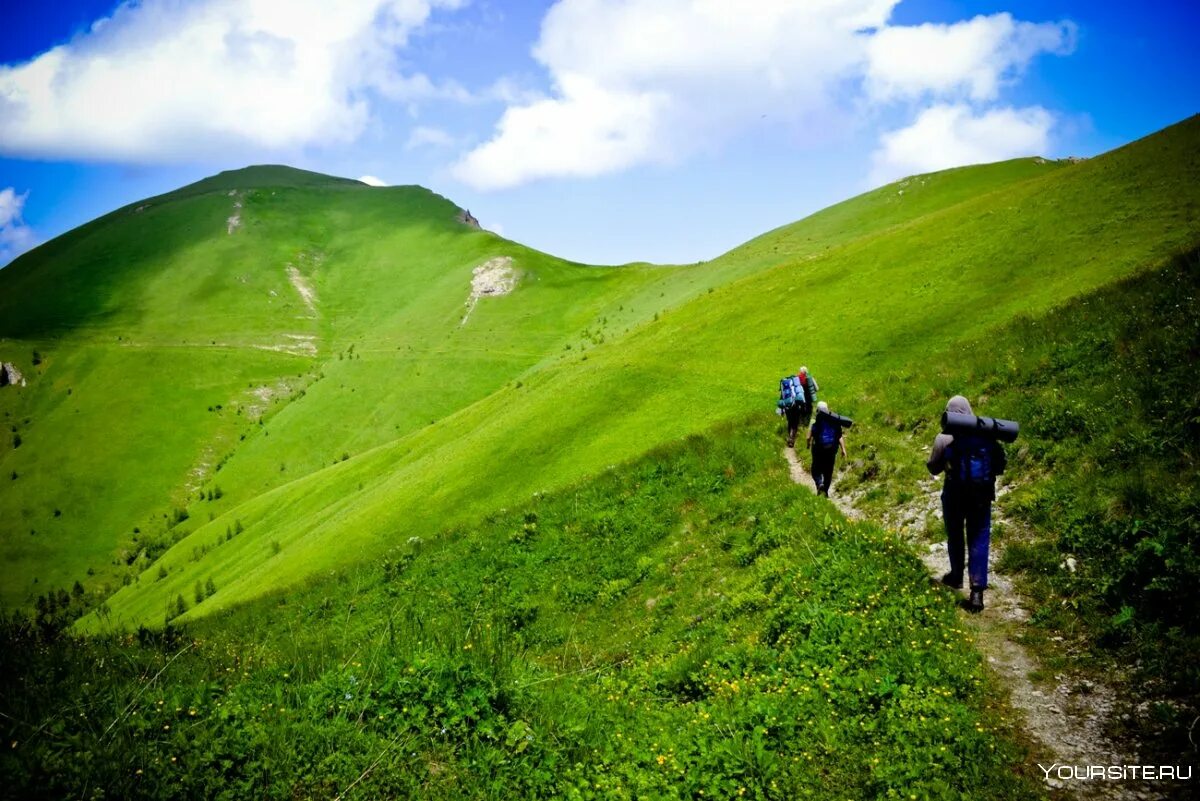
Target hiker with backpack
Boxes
[777,366,819,448]
[807,401,849,497]
[927,395,1009,613]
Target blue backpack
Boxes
[813,415,839,449]
[947,433,995,496]
[778,375,801,407]
[778,374,813,408]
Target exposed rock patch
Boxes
[461,256,516,325]
[185,445,217,494]
[237,380,292,420]
[286,266,317,314]
[252,334,317,357]
[0,362,26,387]
[457,208,480,228]
[282,333,317,355]
[226,191,243,234]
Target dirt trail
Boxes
[782,448,1157,800]
[783,446,861,521]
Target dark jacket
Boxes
[928,396,1006,495]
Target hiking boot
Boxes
[940,572,963,590]
[786,437,795,448]
[967,589,985,613]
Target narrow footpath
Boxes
[782,446,1161,801]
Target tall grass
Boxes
[1,422,1041,799]
[833,248,1200,764]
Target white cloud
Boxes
[0,187,26,228]
[0,188,38,266]
[453,77,672,187]
[0,0,464,161]
[480,76,544,106]
[453,1,1076,191]
[453,0,899,190]
[404,125,456,150]
[864,13,1075,102]
[869,103,1054,185]
[358,175,389,186]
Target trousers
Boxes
[785,404,811,446]
[811,445,837,496]
[941,487,992,590]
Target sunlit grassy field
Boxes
[2,422,1044,800]
[1,115,1197,801]
[68,116,1200,630]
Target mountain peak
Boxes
[169,164,365,198]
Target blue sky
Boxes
[1,0,1197,267]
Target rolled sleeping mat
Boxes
[941,411,1019,443]
[816,410,854,429]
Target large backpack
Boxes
[779,375,803,407]
[813,414,839,449]
[947,433,995,498]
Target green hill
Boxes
[2,421,1044,799]
[0,154,1068,615]
[0,167,733,607]
[0,120,1196,631]
[2,117,1198,800]
[30,116,1193,631]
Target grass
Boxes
[827,248,1200,765]
[1,421,1043,800]
[63,114,1200,629]
[0,173,748,608]
[0,114,1196,798]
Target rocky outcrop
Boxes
[0,362,25,387]
[460,256,516,325]
[457,209,480,229]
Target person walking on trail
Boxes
[807,401,847,497]
[778,366,819,448]
[927,395,1008,613]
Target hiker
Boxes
[778,366,819,448]
[927,395,1008,613]
[807,401,848,497]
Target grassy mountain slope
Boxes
[0,178,547,602]
[2,422,1042,800]
[822,247,1200,762]
[2,117,1198,801]
[0,169,771,606]
[81,116,1200,630]
[0,153,1066,613]
[7,247,1198,799]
